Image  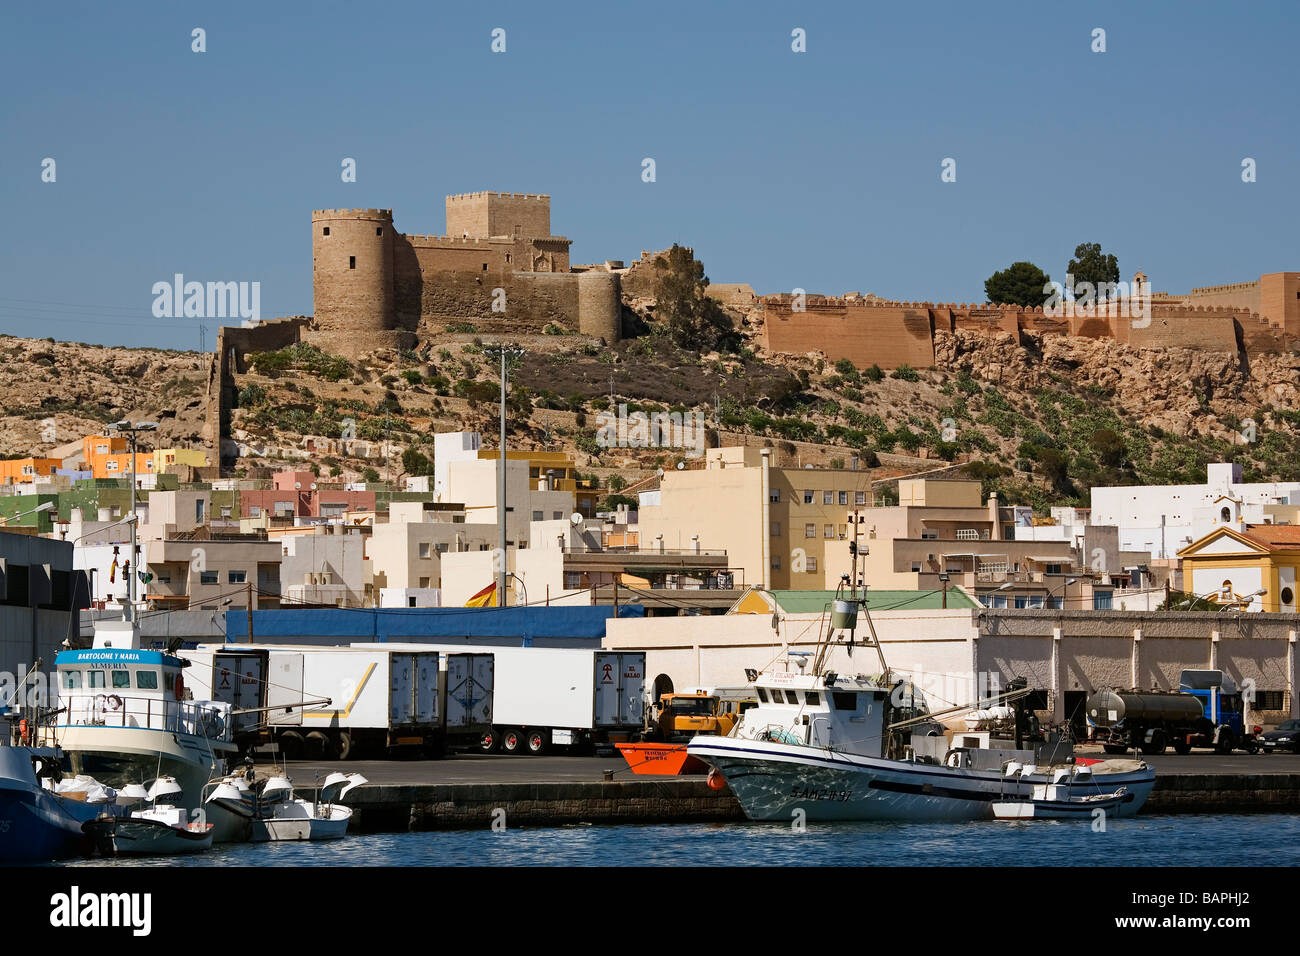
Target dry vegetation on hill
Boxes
[7,293,1300,516]
[0,336,208,457]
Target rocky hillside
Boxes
[0,335,208,456]
[6,306,1300,515]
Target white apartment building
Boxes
[365,502,496,601]
[1090,463,1300,559]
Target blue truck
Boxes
[1086,669,1260,755]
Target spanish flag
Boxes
[464,582,498,608]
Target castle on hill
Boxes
[308,192,628,357]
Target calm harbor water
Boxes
[48,813,1300,867]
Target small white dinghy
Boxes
[992,764,1129,820]
[84,776,214,855]
[250,772,367,842]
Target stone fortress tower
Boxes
[311,208,405,354]
[310,192,623,357]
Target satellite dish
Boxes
[570,512,583,526]
[656,468,665,478]
[676,461,685,470]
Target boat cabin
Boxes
[735,671,894,757]
[55,648,192,730]
[53,620,230,743]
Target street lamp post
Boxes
[66,512,137,631]
[109,421,157,623]
[483,345,525,608]
[982,581,1014,607]
[0,500,55,527]
[1047,577,1079,610]
[1189,585,1232,611]
[1218,588,1267,612]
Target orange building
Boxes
[82,435,154,479]
[0,458,61,484]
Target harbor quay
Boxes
[268,752,1300,833]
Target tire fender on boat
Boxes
[707,767,727,791]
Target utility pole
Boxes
[485,344,526,607]
[246,580,254,643]
[384,413,392,489]
[851,507,861,600]
[110,420,158,625]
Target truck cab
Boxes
[645,692,736,742]
[1179,669,1258,753]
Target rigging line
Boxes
[753,614,825,677]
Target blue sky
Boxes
[2,0,1296,350]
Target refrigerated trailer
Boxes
[350,643,645,754]
[186,644,493,759]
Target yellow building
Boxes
[636,446,874,590]
[476,448,599,515]
[153,447,209,473]
[1177,524,1300,612]
[80,435,205,480]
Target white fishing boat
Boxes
[242,772,367,842]
[84,776,214,856]
[687,591,1156,823]
[991,764,1130,820]
[49,619,237,810]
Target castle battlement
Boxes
[446,191,549,202]
[1190,280,1260,294]
[401,233,509,246]
[312,208,394,219]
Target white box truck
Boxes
[350,644,644,755]
[187,644,493,760]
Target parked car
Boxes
[1259,718,1300,754]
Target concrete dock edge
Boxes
[339,772,1300,833]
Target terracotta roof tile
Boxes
[1240,524,1300,549]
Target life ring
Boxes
[105,695,124,712]
[707,767,727,791]
[174,674,185,700]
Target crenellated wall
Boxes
[762,296,935,368]
[757,293,1291,369]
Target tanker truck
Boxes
[1087,669,1259,755]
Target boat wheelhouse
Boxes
[688,592,1156,823]
[49,620,236,806]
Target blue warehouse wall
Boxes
[223,604,645,647]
